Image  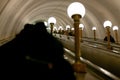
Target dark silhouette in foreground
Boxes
[0,22,76,80]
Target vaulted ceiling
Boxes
[0,0,120,41]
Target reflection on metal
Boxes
[64,55,68,59]
[112,50,119,54]
[82,38,120,54]
[80,57,120,80]
[64,48,75,57]
[64,47,120,80]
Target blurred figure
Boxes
[0,21,76,80]
[104,35,115,43]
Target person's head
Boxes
[24,23,34,30]
[16,23,34,39]
[34,21,47,33]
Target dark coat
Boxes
[104,35,115,43]
[0,22,76,80]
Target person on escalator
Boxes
[0,21,76,80]
[104,35,115,43]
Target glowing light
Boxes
[48,17,56,24]
[67,2,85,18]
[92,27,96,30]
[103,20,112,28]
[113,26,118,30]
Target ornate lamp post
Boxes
[58,26,63,37]
[48,17,56,35]
[92,27,97,41]
[71,27,74,36]
[113,26,119,44]
[79,24,84,42]
[53,26,57,36]
[103,20,112,49]
[67,2,86,72]
[66,25,71,39]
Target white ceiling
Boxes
[0,0,120,41]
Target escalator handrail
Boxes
[64,48,120,80]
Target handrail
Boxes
[82,42,120,56]
[55,34,120,49]
[64,48,120,80]
[68,36,120,49]
[80,57,120,80]
[82,38,120,49]
[55,35,120,55]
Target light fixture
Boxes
[79,24,84,42]
[67,2,85,18]
[103,20,112,49]
[66,25,70,30]
[67,2,86,72]
[48,17,56,35]
[113,26,119,43]
[58,26,63,37]
[92,27,97,41]
[103,20,112,28]
[79,24,84,30]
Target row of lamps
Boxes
[46,2,119,73]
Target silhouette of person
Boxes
[0,21,76,80]
[104,35,115,43]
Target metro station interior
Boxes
[0,0,120,80]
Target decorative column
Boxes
[48,17,56,35]
[66,25,71,39]
[79,24,84,42]
[53,26,57,36]
[113,26,119,44]
[67,2,86,72]
[103,20,112,49]
[92,27,97,41]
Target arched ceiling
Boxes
[0,0,120,41]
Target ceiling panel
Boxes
[0,0,119,41]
